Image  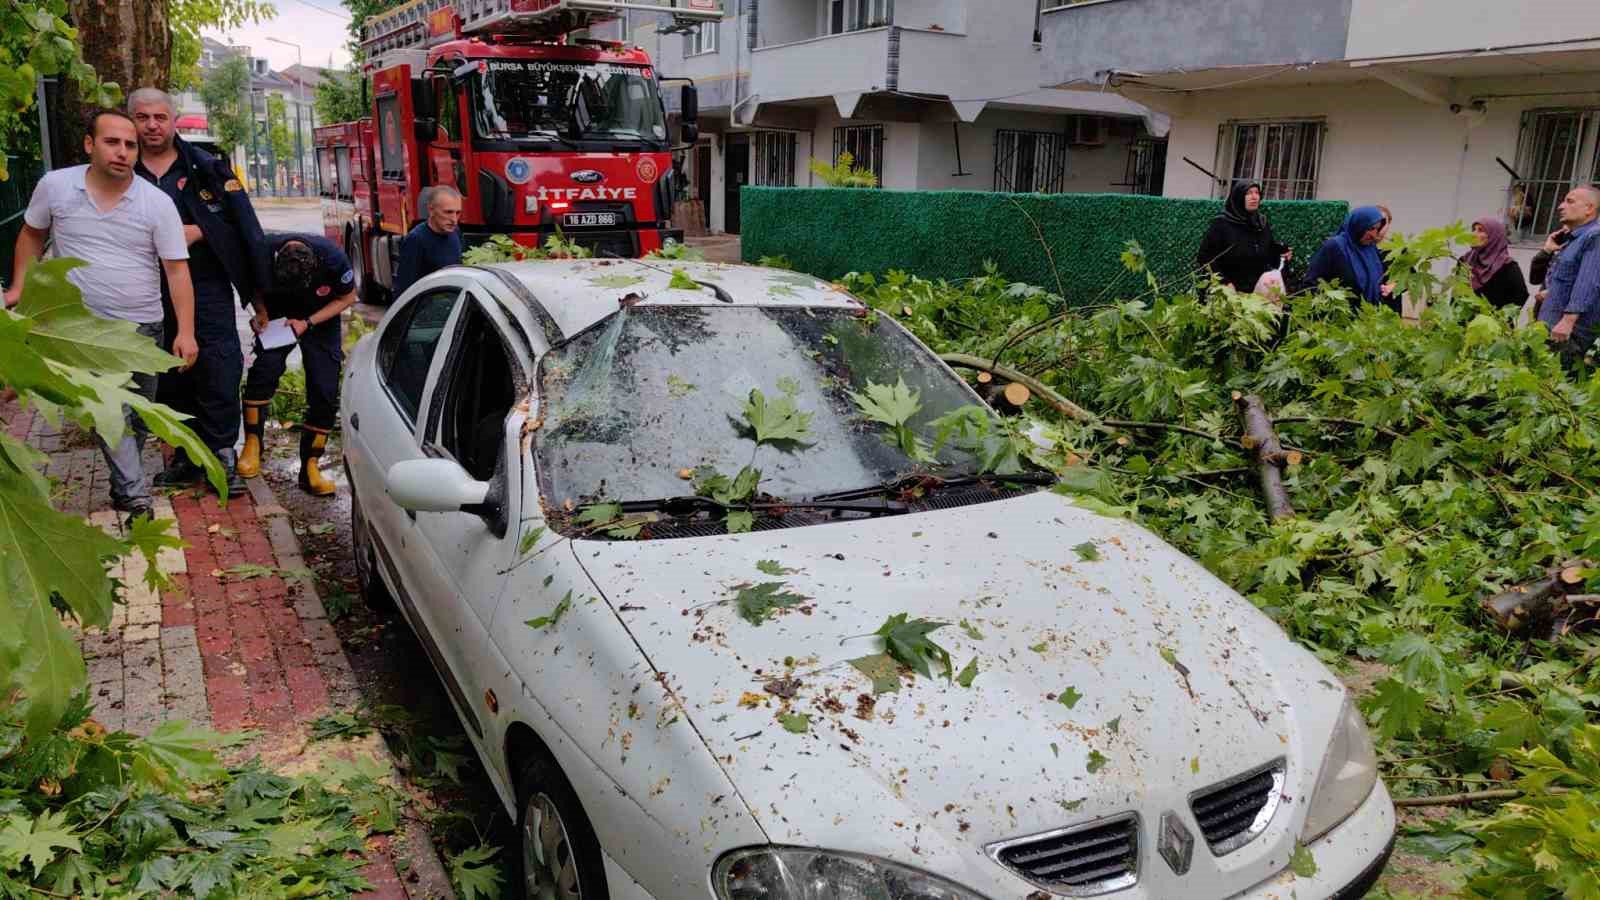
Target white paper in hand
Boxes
[259,318,298,350]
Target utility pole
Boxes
[267,37,306,196]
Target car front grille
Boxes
[987,814,1139,896]
[1189,758,1286,855]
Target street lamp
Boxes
[266,37,306,197]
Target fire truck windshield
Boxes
[470,60,667,147]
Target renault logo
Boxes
[1158,811,1194,876]
[571,169,604,184]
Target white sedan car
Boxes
[341,259,1394,900]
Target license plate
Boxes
[563,212,618,227]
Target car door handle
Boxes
[351,412,360,431]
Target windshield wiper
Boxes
[616,495,908,518]
[809,470,1057,504]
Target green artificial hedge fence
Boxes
[739,188,1350,304]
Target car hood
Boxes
[577,490,1348,887]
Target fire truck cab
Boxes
[316,0,719,303]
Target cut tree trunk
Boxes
[1234,392,1296,521]
[1481,562,1595,639]
[62,0,172,163]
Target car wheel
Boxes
[350,489,395,611]
[514,751,608,900]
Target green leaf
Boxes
[874,613,953,679]
[743,388,814,446]
[667,268,700,291]
[1383,632,1450,695]
[1072,541,1101,562]
[848,377,922,428]
[756,559,796,576]
[666,374,697,398]
[1086,750,1108,774]
[575,503,622,529]
[725,510,755,534]
[849,653,902,694]
[778,712,811,733]
[0,311,88,405]
[15,259,182,372]
[1107,715,1121,733]
[955,657,979,688]
[132,720,227,786]
[525,591,573,630]
[516,525,547,557]
[1029,641,1048,654]
[67,367,226,495]
[1058,686,1083,710]
[1289,841,1318,877]
[448,843,503,900]
[959,619,984,640]
[733,582,806,625]
[126,516,187,592]
[1368,678,1429,740]
[0,810,80,875]
[589,273,646,289]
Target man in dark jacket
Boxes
[236,234,358,496]
[131,87,263,494]
[393,185,463,296]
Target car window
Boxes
[378,287,461,424]
[431,299,517,480]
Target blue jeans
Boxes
[100,320,164,512]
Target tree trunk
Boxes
[1234,392,1296,522]
[61,0,171,163]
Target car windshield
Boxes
[470,61,667,145]
[535,305,1015,511]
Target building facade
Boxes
[179,36,325,196]
[611,0,1168,234]
[1038,0,1600,262]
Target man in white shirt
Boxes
[6,108,200,522]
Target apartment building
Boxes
[1039,0,1600,263]
[613,1,1167,234]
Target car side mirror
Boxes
[386,458,489,513]
[680,84,699,123]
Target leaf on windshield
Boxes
[734,582,806,626]
[778,712,810,734]
[725,511,754,534]
[849,653,902,694]
[1086,749,1108,774]
[875,613,953,680]
[1289,841,1318,878]
[849,378,922,428]
[956,657,979,688]
[1072,541,1101,561]
[756,559,796,576]
[1058,686,1083,710]
[525,591,572,630]
[743,388,814,446]
[516,526,547,558]
[590,274,645,289]
[576,503,622,529]
[959,619,984,640]
[667,269,699,291]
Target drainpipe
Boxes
[886,25,900,92]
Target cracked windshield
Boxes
[470,60,668,144]
[536,305,1019,519]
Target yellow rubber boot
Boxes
[298,428,337,497]
[236,399,269,478]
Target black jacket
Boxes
[1196,215,1288,292]
[1476,260,1530,308]
[167,137,267,307]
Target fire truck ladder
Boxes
[362,0,723,58]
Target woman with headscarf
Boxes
[1196,182,1291,292]
[1459,217,1528,308]
[1303,206,1395,310]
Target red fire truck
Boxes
[314,0,718,303]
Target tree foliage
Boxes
[198,53,251,155]
[168,0,276,91]
[0,0,119,176]
[847,225,1600,894]
[808,151,877,188]
[314,65,367,125]
[265,92,293,166]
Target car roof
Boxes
[482,259,861,340]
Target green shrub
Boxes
[739,188,1348,305]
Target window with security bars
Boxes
[834,124,884,183]
[753,131,797,186]
[1119,137,1167,196]
[1506,109,1599,241]
[1215,120,1325,200]
[995,130,1067,194]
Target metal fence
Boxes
[1,156,45,290]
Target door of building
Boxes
[695,143,712,229]
[725,135,749,234]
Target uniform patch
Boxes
[199,189,214,201]
[177,177,187,190]
[224,179,243,192]
[341,270,355,285]
[635,157,660,185]
[317,285,331,297]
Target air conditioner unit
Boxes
[1068,115,1104,146]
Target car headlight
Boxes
[1300,697,1379,842]
[713,847,989,900]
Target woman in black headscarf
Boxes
[1196,182,1291,292]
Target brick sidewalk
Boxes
[4,399,447,899]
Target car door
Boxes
[403,282,535,744]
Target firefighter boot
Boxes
[236,399,269,478]
[298,428,336,497]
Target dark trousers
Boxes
[159,291,244,454]
[243,318,342,431]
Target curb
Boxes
[244,475,459,900]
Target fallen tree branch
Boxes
[1480,561,1592,637]
[1235,392,1296,521]
[938,353,1098,423]
[1271,416,1403,440]
[1101,419,1229,444]
[1392,787,1569,809]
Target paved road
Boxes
[255,201,323,234]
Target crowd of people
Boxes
[4,91,464,525]
[1197,181,1600,365]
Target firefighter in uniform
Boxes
[237,233,358,495]
[130,88,264,494]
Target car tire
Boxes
[513,750,609,900]
[350,489,395,612]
